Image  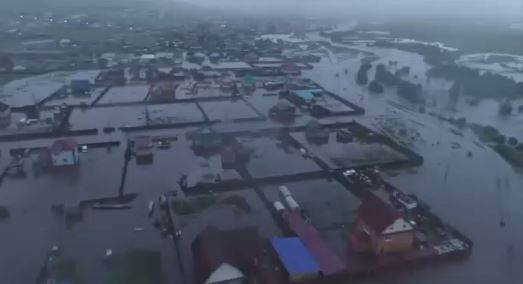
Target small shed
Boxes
[271,237,320,282]
[269,100,296,121]
[71,79,91,94]
[134,136,153,165]
[305,120,329,144]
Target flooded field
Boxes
[0,146,178,283]
[239,135,322,179]
[68,102,205,131]
[43,87,107,107]
[96,85,150,105]
[290,130,411,169]
[199,99,262,122]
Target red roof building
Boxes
[352,195,414,255]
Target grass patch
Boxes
[106,249,164,284]
[47,256,77,282]
[171,196,216,215]
[221,195,251,215]
[0,73,32,86]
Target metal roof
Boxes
[287,211,346,275]
[271,237,320,276]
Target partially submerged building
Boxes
[220,143,250,169]
[192,127,224,153]
[50,139,79,167]
[351,195,414,255]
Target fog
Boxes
[2,0,522,22]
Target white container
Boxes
[279,185,292,200]
[273,201,285,212]
[284,196,300,211]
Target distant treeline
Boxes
[428,64,523,99]
[373,40,458,65]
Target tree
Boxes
[375,64,398,85]
[499,101,513,116]
[449,81,461,103]
[397,80,423,103]
[356,63,371,85]
[368,80,384,93]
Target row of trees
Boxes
[355,62,423,103]
[428,64,523,99]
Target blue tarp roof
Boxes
[292,89,322,101]
[271,237,320,276]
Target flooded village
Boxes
[1,2,523,284]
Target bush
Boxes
[0,206,10,219]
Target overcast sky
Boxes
[186,0,523,20]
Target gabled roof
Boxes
[192,226,261,283]
[205,263,245,284]
[50,139,77,154]
[357,195,400,234]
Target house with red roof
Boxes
[50,139,79,167]
[352,195,414,255]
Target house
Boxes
[134,136,153,165]
[191,226,261,284]
[280,63,300,75]
[270,237,320,283]
[351,195,414,255]
[269,100,296,122]
[50,139,79,167]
